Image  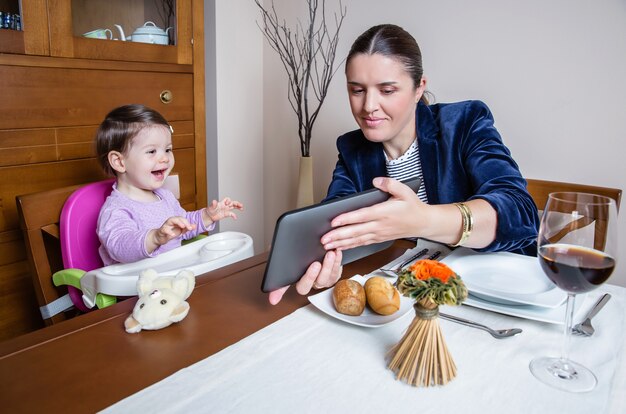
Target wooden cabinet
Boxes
[0,0,206,340]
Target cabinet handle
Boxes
[160,90,173,104]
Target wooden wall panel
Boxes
[57,143,94,161]
[0,145,58,167]
[0,129,57,167]
[175,133,194,149]
[171,148,197,207]
[0,66,193,129]
[172,120,194,134]
[0,160,108,233]
[172,120,195,148]
[0,128,56,147]
[0,120,194,168]
[57,126,98,144]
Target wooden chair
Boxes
[526,178,622,212]
[17,183,87,325]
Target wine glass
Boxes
[529,192,618,392]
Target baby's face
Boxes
[118,125,174,193]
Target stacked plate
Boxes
[441,248,586,324]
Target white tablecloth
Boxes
[104,277,626,414]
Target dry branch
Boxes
[254,0,346,157]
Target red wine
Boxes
[539,244,615,293]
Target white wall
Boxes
[210,1,265,252]
[212,0,626,287]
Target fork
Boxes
[571,293,611,337]
[439,312,523,339]
[379,248,428,275]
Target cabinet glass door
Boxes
[48,0,192,64]
[72,1,177,45]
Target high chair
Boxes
[54,178,117,314]
[18,177,254,325]
[17,178,118,322]
[55,175,184,313]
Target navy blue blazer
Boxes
[323,100,539,255]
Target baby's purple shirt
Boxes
[97,183,215,265]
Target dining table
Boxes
[0,239,624,414]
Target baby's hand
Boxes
[149,216,196,251]
[204,197,244,223]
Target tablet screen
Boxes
[261,177,421,292]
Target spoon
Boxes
[572,293,611,337]
[439,312,522,339]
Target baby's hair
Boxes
[95,104,170,176]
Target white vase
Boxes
[296,156,314,208]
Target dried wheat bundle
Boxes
[388,260,467,387]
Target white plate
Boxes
[308,275,414,328]
[441,249,567,308]
[463,292,588,325]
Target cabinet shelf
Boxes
[0,27,24,53]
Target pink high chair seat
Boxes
[58,178,115,312]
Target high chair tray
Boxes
[80,231,253,308]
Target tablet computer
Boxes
[261,177,422,292]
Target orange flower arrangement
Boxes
[396,259,467,307]
[408,259,456,284]
[388,258,467,387]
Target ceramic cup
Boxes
[82,28,113,40]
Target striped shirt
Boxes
[384,138,428,203]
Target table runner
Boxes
[104,282,626,413]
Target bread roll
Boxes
[365,276,400,315]
[332,279,366,316]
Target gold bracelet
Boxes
[451,202,473,247]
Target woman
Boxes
[269,24,539,305]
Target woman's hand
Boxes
[321,177,426,251]
[321,177,498,250]
[268,250,343,305]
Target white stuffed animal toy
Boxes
[124,269,195,333]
